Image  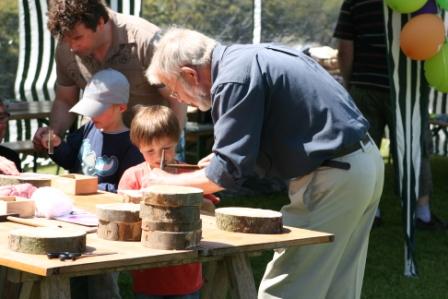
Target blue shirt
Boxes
[205,44,369,189]
[51,122,144,192]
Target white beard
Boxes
[180,80,212,111]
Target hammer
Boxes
[0,213,48,227]
[159,149,201,170]
[0,213,97,233]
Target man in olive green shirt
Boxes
[33,0,186,152]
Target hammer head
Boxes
[0,213,20,222]
[159,149,166,170]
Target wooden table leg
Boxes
[18,281,33,299]
[201,260,230,299]
[40,276,70,299]
[225,253,257,299]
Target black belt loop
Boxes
[321,134,371,171]
[321,160,351,170]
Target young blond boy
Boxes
[40,68,143,193]
[119,105,218,299]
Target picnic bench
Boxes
[0,191,333,299]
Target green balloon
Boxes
[425,43,448,93]
[437,0,448,10]
[385,0,427,13]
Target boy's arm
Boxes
[50,127,84,170]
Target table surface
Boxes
[6,101,52,120]
[0,192,333,278]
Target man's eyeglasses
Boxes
[0,112,10,124]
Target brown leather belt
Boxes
[322,135,371,170]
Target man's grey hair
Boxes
[146,28,217,84]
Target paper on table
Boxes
[55,208,98,227]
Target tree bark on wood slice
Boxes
[97,220,142,241]
[8,227,86,254]
[140,204,200,223]
[142,185,203,207]
[141,219,202,232]
[96,203,140,222]
[141,229,202,250]
[215,207,283,234]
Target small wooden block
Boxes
[96,203,141,222]
[140,204,200,223]
[215,207,283,234]
[8,227,86,254]
[0,173,53,187]
[141,219,202,232]
[142,185,203,207]
[0,196,35,218]
[51,174,98,195]
[141,229,202,250]
[97,219,142,241]
[118,189,142,204]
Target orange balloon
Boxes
[400,14,445,61]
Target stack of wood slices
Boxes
[96,203,141,241]
[140,185,203,250]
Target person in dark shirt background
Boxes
[334,0,444,229]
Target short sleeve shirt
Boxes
[333,0,390,90]
[55,9,167,125]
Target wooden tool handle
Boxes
[165,163,201,170]
[6,216,46,227]
[6,216,97,234]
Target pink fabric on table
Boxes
[0,183,37,198]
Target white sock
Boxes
[375,208,381,218]
[416,204,431,222]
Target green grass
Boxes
[37,157,448,298]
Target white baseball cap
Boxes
[70,68,129,118]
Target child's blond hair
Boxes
[130,105,180,146]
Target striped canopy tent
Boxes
[383,3,448,276]
[384,5,425,277]
[429,88,448,155]
[9,0,142,145]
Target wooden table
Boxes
[6,101,52,121]
[0,192,333,299]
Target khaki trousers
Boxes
[258,140,384,299]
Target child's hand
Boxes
[40,129,61,150]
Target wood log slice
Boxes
[142,185,203,207]
[96,203,140,222]
[141,219,202,232]
[8,227,86,254]
[215,207,283,234]
[141,229,202,250]
[118,189,142,204]
[97,219,142,241]
[140,204,200,223]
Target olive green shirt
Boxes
[55,9,166,125]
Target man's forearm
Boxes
[49,100,76,136]
[337,39,354,90]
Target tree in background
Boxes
[0,0,341,99]
[0,2,19,99]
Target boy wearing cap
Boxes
[40,68,143,193]
[40,68,142,299]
